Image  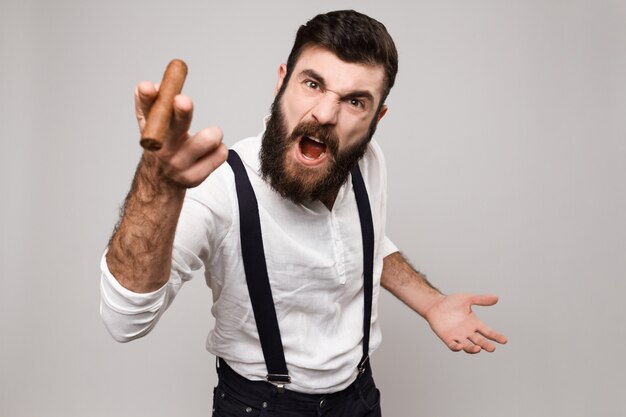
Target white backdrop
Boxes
[1,1,625,416]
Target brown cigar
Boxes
[140,59,188,151]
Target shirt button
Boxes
[262,402,268,408]
[320,398,327,408]
[245,406,252,413]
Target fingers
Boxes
[461,339,480,354]
[470,293,508,345]
[183,142,229,187]
[468,334,496,352]
[170,94,194,140]
[478,324,508,345]
[135,81,158,131]
[447,326,507,354]
[133,81,225,189]
[162,126,227,187]
[448,326,507,354]
[446,326,507,354]
[135,82,194,144]
[172,126,223,167]
[447,339,480,354]
[447,340,463,352]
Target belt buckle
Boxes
[266,374,291,393]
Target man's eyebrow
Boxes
[344,89,375,103]
[300,69,326,87]
[299,69,375,103]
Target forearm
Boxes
[106,153,186,293]
[381,251,444,318]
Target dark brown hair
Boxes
[283,10,399,104]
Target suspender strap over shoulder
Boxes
[350,165,375,373]
[227,150,291,391]
[227,149,375,390]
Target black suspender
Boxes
[227,149,374,391]
[351,164,375,374]
[227,150,291,389]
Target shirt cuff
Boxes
[99,250,169,314]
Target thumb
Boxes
[470,294,499,307]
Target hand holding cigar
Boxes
[140,59,188,151]
[134,59,228,188]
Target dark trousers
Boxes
[212,359,382,417]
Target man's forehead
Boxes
[292,46,385,98]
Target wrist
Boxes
[420,292,446,319]
[137,153,187,200]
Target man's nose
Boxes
[310,94,339,125]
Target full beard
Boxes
[259,97,375,205]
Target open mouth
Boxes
[295,136,328,166]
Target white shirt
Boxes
[100,133,397,393]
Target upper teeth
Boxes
[309,136,324,144]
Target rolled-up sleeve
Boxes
[99,166,235,342]
[99,243,202,342]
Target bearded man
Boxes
[101,10,507,417]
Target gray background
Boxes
[1,0,625,416]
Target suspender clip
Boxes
[358,356,369,375]
[266,374,291,393]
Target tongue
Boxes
[300,137,326,159]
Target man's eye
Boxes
[304,80,320,90]
[348,98,365,108]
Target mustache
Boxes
[289,122,339,156]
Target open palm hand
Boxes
[424,294,508,353]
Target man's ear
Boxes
[274,64,288,96]
[376,105,388,123]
